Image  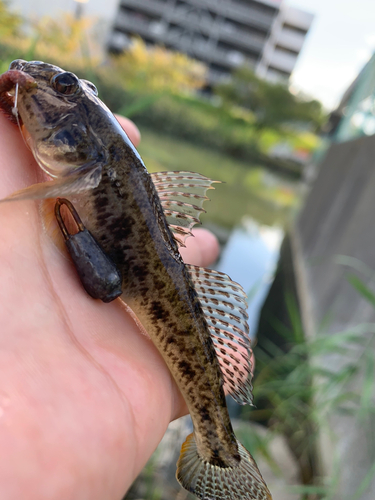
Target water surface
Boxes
[138,128,300,337]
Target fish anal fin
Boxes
[118,296,151,340]
[187,264,254,406]
[151,171,219,247]
[176,432,273,500]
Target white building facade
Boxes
[108,0,313,84]
[257,4,314,82]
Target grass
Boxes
[245,254,375,500]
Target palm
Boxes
[0,114,218,499]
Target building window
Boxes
[282,23,308,36]
[231,0,278,16]
[274,44,299,57]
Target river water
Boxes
[139,129,301,340]
[217,218,284,340]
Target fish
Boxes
[0,60,272,500]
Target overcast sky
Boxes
[10,0,375,110]
[289,0,375,109]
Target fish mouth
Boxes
[0,67,37,124]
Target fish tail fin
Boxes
[176,433,272,500]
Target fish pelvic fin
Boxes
[176,433,272,500]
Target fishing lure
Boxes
[54,197,123,302]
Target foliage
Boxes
[109,37,206,94]
[215,66,326,132]
[0,0,22,38]
[31,13,96,61]
[248,250,375,499]
[121,93,305,178]
[0,12,101,72]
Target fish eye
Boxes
[51,72,80,96]
[81,79,98,96]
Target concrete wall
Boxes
[293,134,375,499]
[297,135,375,332]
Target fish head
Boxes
[2,59,112,178]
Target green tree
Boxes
[215,66,325,132]
[0,0,22,38]
[109,37,207,94]
[31,13,99,64]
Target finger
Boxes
[114,115,141,147]
[180,228,220,267]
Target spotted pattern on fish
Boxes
[0,60,272,500]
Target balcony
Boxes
[209,47,255,68]
[170,0,276,30]
[268,50,297,74]
[276,29,305,52]
[114,12,166,42]
[168,9,218,37]
[218,25,265,52]
[120,0,167,17]
[164,31,256,70]
[167,10,264,54]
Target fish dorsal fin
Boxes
[186,264,253,406]
[151,171,218,247]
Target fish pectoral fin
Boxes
[0,164,103,203]
[176,433,272,500]
[187,264,254,406]
[150,171,219,247]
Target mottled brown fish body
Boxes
[77,146,240,466]
[0,60,272,500]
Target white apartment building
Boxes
[108,0,314,83]
[257,4,314,82]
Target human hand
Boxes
[0,113,219,500]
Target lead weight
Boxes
[55,198,123,303]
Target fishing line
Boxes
[12,82,20,126]
[13,83,31,152]
[12,82,18,117]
